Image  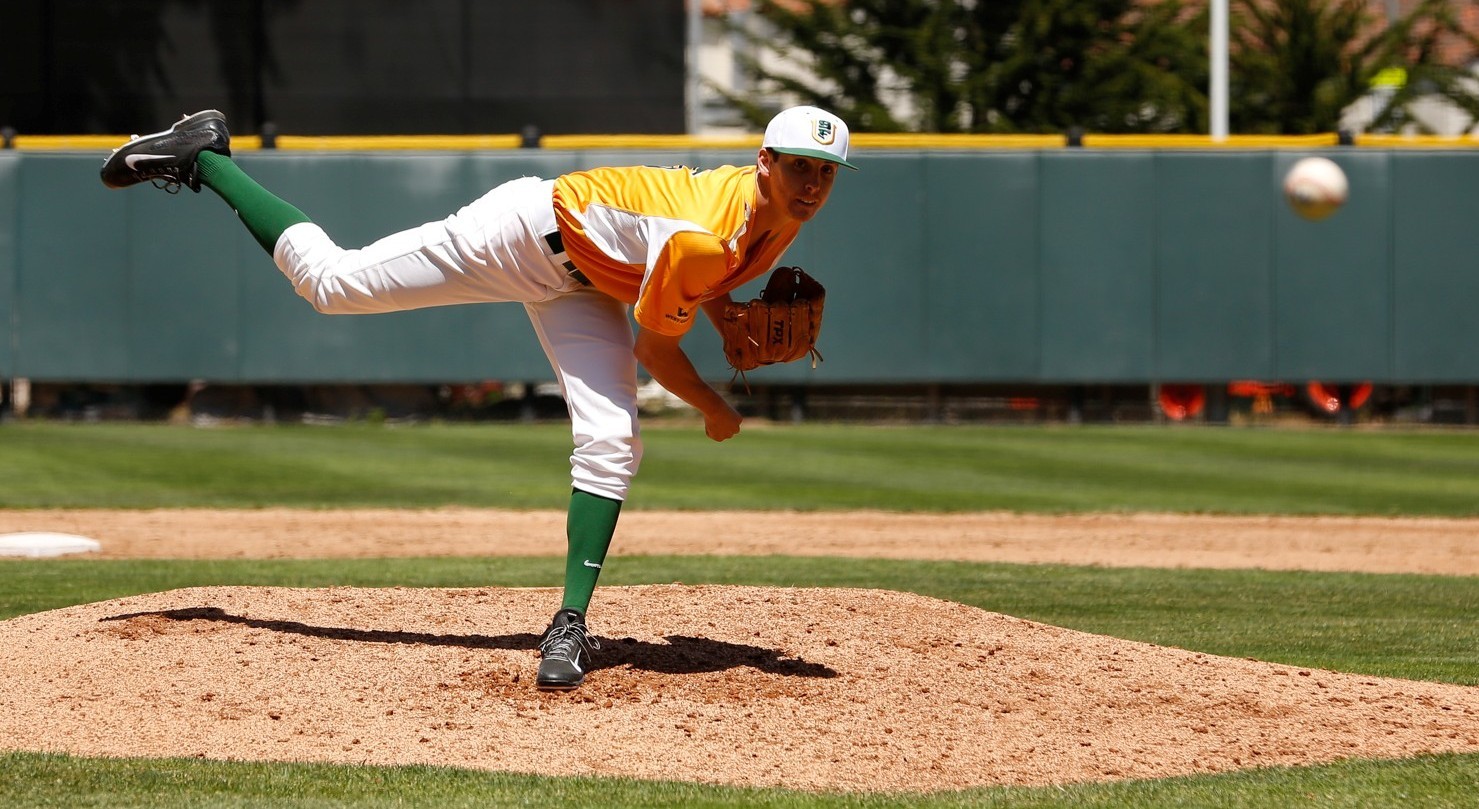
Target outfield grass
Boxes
[2,421,1478,807]
[1,421,1479,514]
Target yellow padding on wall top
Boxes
[9,132,1475,152]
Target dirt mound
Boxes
[2,584,1477,792]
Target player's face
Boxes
[763,150,838,222]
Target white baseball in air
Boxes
[1283,156,1348,221]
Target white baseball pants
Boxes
[271,177,643,501]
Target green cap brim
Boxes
[770,146,858,170]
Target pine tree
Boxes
[725,0,1479,135]
[723,0,1208,133]
[1231,0,1479,134]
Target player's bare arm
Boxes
[700,294,733,329]
[632,327,742,441]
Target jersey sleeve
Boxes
[632,230,731,336]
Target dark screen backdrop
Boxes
[1,0,686,135]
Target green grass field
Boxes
[4,421,1479,514]
[2,421,1478,807]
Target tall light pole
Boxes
[1211,0,1229,140]
[686,0,703,134]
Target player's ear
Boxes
[756,147,774,176]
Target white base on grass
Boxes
[0,532,102,558]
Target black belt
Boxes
[543,230,591,286]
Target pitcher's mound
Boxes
[2,584,1477,793]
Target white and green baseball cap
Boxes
[762,105,857,170]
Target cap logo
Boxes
[812,119,836,146]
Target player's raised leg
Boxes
[103,113,571,314]
[100,110,312,255]
[100,110,230,193]
[271,177,573,315]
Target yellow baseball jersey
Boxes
[552,164,801,336]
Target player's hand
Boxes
[704,403,743,442]
[631,327,742,441]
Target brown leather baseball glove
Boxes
[719,266,825,378]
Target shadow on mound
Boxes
[596,635,837,678]
[100,606,836,679]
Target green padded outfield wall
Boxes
[0,156,16,378]
[3,148,1478,385]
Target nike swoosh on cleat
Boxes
[582,560,602,569]
[124,154,178,169]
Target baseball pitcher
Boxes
[100,105,853,691]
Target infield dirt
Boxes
[2,508,1478,793]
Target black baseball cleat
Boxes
[536,608,600,691]
[100,110,231,193]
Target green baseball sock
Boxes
[561,489,623,614]
[196,151,312,255]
